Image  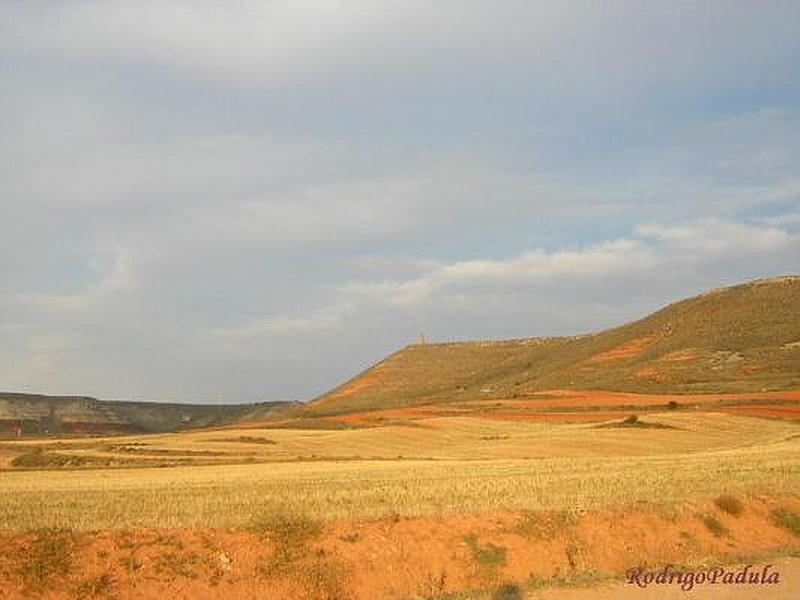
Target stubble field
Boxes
[1,411,799,530]
[1,398,799,598]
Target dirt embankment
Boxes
[0,495,798,599]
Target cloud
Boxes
[317,218,799,312]
[25,247,135,312]
[211,306,349,343]
[1,2,799,401]
[384,239,655,307]
[636,219,796,254]
[1,1,380,81]
[4,0,799,120]
[206,216,800,354]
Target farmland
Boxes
[1,406,800,598]
[1,278,799,598]
[1,412,799,531]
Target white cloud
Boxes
[636,219,796,254]
[211,306,348,342]
[383,239,655,306]
[1,2,799,401]
[226,218,799,335]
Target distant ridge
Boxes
[0,392,291,438]
[307,276,800,415]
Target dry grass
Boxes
[714,494,745,516]
[511,511,575,540]
[73,573,115,598]
[0,413,798,531]
[16,529,75,593]
[699,513,731,538]
[0,438,798,530]
[464,534,507,568]
[251,512,322,564]
[3,410,794,467]
[770,507,800,536]
[252,511,352,599]
[491,583,524,600]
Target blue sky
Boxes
[1,1,799,402]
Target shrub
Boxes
[513,511,574,540]
[700,514,730,537]
[251,512,322,551]
[770,507,800,536]
[464,533,507,568]
[301,555,352,600]
[73,573,114,598]
[18,529,74,592]
[235,436,277,445]
[492,582,524,600]
[253,512,326,581]
[714,494,744,516]
[565,540,585,570]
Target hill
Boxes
[307,276,800,416]
[0,392,291,438]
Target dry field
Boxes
[1,406,799,598]
[1,411,799,529]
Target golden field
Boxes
[2,403,800,599]
[1,411,799,531]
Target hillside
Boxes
[307,276,800,416]
[0,392,291,438]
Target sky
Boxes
[1,1,799,403]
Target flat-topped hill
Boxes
[307,276,800,415]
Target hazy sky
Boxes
[2,1,799,403]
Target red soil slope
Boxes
[1,495,798,599]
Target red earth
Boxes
[326,390,800,426]
[1,494,798,599]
